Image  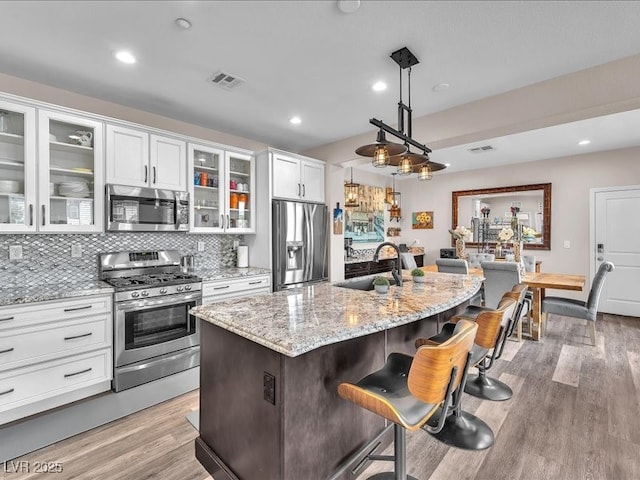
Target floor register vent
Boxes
[209,70,245,90]
[468,145,494,153]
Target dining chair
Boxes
[480,261,522,309]
[522,255,536,273]
[400,252,417,270]
[542,261,615,345]
[436,258,469,274]
[467,253,495,269]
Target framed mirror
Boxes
[452,183,551,250]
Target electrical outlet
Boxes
[71,244,83,258]
[9,245,23,260]
[233,239,240,250]
[563,240,571,249]
[263,372,276,405]
[197,241,205,252]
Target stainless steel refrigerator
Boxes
[272,199,328,291]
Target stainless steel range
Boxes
[99,250,201,392]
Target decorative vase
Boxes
[510,214,519,232]
[455,238,468,260]
[495,242,503,259]
[513,240,523,262]
[374,284,389,294]
[412,275,426,283]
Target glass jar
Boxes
[238,193,248,208]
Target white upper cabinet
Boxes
[188,143,255,234]
[0,99,36,233]
[106,124,186,191]
[272,152,325,203]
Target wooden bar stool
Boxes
[338,320,478,480]
[414,298,516,450]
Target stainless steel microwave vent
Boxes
[468,145,494,153]
[209,70,245,90]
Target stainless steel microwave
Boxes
[106,184,189,232]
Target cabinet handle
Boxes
[153,166,157,184]
[63,305,93,312]
[297,184,301,196]
[213,285,230,290]
[0,347,14,354]
[226,214,230,229]
[302,184,306,197]
[64,367,92,378]
[0,388,14,396]
[64,332,93,341]
[42,205,46,226]
[29,204,33,226]
[248,281,263,285]
[144,165,148,183]
[220,214,224,229]
[0,316,14,322]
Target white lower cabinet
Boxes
[0,294,113,425]
[202,274,271,304]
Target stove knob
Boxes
[131,291,140,298]
[184,284,192,291]
[160,288,168,294]
[141,291,149,297]
[176,285,184,292]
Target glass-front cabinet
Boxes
[38,110,104,232]
[188,144,255,233]
[0,99,36,232]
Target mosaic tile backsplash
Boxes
[0,232,243,288]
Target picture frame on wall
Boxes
[412,211,433,229]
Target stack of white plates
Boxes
[0,180,20,194]
[58,181,90,198]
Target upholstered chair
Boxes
[436,258,469,274]
[400,252,417,270]
[522,255,536,273]
[467,253,495,269]
[542,261,615,345]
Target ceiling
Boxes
[1,1,640,170]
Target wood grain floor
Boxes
[5,313,639,480]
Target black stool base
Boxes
[426,409,494,451]
[464,373,513,401]
[367,473,418,480]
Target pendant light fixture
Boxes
[355,47,447,178]
[388,173,402,221]
[344,167,360,207]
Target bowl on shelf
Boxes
[0,180,20,194]
[49,182,56,196]
[58,181,90,198]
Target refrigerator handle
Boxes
[303,203,312,282]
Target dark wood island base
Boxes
[195,303,467,480]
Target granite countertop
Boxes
[191,270,481,358]
[345,246,425,265]
[196,267,271,282]
[0,281,115,307]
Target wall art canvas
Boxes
[412,211,433,229]
[344,184,385,243]
[333,203,343,235]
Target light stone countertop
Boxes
[191,270,482,358]
[344,246,425,265]
[197,267,271,282]
[0,281,115,307]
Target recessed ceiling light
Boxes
[337,0,361,14]
[114,50,136,64]
[289,116,302,125]
[445,163,451,167]
[372,81,387,92]
[578,139,591,146]
[175,18,191,29]
[432,83,450,92]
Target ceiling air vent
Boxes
[468,145,494,153]
[209,71,245,90]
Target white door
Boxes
[272,154,301,200]
[592,185,640,316]
[300,160,325,203]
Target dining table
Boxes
[419,265,586,340]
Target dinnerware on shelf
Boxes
[0,180,20,193]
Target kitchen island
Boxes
[191,271,482,480]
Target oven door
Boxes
[114,292,201,368]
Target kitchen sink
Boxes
[334,277,398,291]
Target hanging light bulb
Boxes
[388,173,402,221]
[372,145,390,167]
[344,167,360,207]
[397,155,413,175]
[417,163,432,181]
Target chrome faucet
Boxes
[373,242,403,287]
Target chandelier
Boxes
[344,167,360,207]
[355,47,446,180]
[388,173,401,221]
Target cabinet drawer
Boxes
[0,295,112,330]
[0,314,111,372]
[202,275,271,300]
[0,349,111,412]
